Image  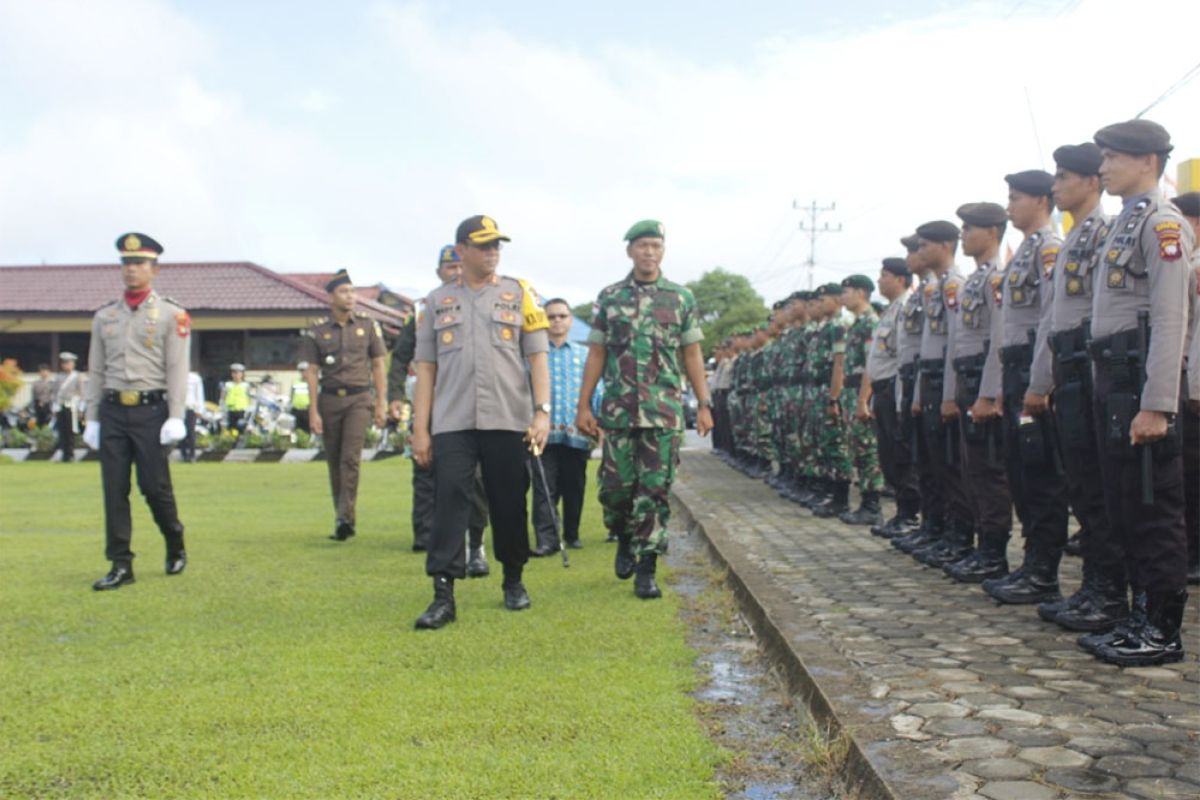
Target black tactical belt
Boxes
[1000,343,1033,366]
[871,377,895,393]
[918,359,944,373]
[104,389,166,407]
[320,385,370,397]
[952,354,986,373]
[1087,331,1142,361]
[845,372,864,384]
[1050,326,1087,359]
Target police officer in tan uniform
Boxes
[300,269,388,542]
[53,351,86,462]
[84,233,190,590]
[1080,120,1194,667]
[411,215,551,630]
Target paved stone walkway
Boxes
[672,450,1200,800]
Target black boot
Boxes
[466,546,490,578]
[985,547,1062,605]
[915,519,973,568]
[1095,590,1187,667]
[1079,590,1145,654]
[502,565,531,611]
[415,576,456,629]
[945,534,1008,583]
[794,476,817,506]
[634,553,662,599]
[164,524,187,575]
[1055,569,1129,632]
[894,520,941,553]
[813,481,850,518]
[614,536,637,580]
[93,563,135,591]
[1063,530,1083,557]
[800,477,827,509]
[329,519,355,541]
[1039,561,1092,622]
[840,491,883,527]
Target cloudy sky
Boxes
[1,0,1197,306]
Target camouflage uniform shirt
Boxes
[588,271,704,431]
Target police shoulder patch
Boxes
[1041,246,1059,275]
[1154,220,1183,262]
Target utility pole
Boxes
[793,200,842,290]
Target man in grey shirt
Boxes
[410,215,552,630]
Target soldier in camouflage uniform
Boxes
[777,294,810,501]
[811,283,854,517]
[577,220,713,600]
[764,306,790,489]
[795,293,824,505]
[837,275,885,525]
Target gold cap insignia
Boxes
[123,234,141,251]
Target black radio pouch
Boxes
[1053,382,1092,450]
[1105,393,1137,459]
[1018,415,1049,466]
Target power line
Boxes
[793,200,842,290]
[1135,60,1200,118]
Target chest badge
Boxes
[323,332,332,340]
[1108,268,1125,288]
[441,330,454,345]
[500,328,514,341]
[356,328,365,336]
[1011,288,1025,304]
[1066,277,1084,296]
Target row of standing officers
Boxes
[712,118,1199,669]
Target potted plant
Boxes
[257,431,291,462]
[27,425,56,459]
[199,429,236,461]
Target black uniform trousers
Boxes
[1090,356,1187,593]
[179,409,197,462]
[712,389,731,452]
[919,370,972,531]
[1183,405,1199,572]
[873,377,920,518]
[530,443,590,546]
[428,430,530,580]
[1049,331,1122,579]
[55,408,75,462]
[954,369,1012,546]
[905,373,943,527]
[99,399,183,566]
[1000,346,1067,554]
[413,462,488,550]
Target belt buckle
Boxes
[336,388,347,397]
[119,390,140,406]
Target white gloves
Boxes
[83,421,101,450]
[160,417,186,445]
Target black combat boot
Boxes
[1079,590,1144,654]
[164,523,187,575]
[1038,560,1092,623]
[1063,529,1083,557]
[794,476,818,506]
[945,534,1008,583]
[502,564,531,611]
[415,575,456,629]
[813,481,850,518]
[985,546,1062,605]
[466,545,490,578]
[915,519,973,568]
[634,553,662,599]
[1095,590,1187,667]
[1055,569,1129,632]
[614,535,637,580]
[894,519,941,553]
[840,491,883,527]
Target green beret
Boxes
[916,220,959,243]
[817,282,843,298]
[625,219,665,242]
[1172,192,1200,218]
[956,202,1007,227]
[1005,170,1055,197]
[1052,143,1103,177]
[900,233,920,253]
[1094,119,1173,156]
[841,274,875,294]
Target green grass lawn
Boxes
[0,459,723,799]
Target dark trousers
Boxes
[319,393,371,524]
[1091,363,1187,592]
[294,410,311,435]
[227,409,246,433]
[99,399,183,566]
[35,402,52,428]
[1001,360,1068,553]
[531,444,589,546]
[955,382,1012,545]
[413,462,488,550]
[55,409,75,462]
[1184,406,1199,571]
[427,430,530,580]
[919,373,971,530]
[179,409,197,462]
[873,378,920,518]
[1052,357,1122,579]
[713,390,731,452]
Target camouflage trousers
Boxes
[598,428,681,556]
[797,384,817,478]
[783,385,804,466]
[752,394,772,460]
[840,386,884,492]
[815,387,852,481]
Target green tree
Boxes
[571,302,594,325]
[686,269,767,356]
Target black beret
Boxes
[1094,119,1173,156]
[325,268,352,293]
[841,274,875,294]
[1172,192,1200,218]
[772,299,787,310]
[916,220,960,243]
[1005,170,1055,197]
[900,233,920,253]
[881,257,910,277]
[1052,143,1103,177]
[956,202,1008,227]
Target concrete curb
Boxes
[0,448,405,463]
[672,479,965,800]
